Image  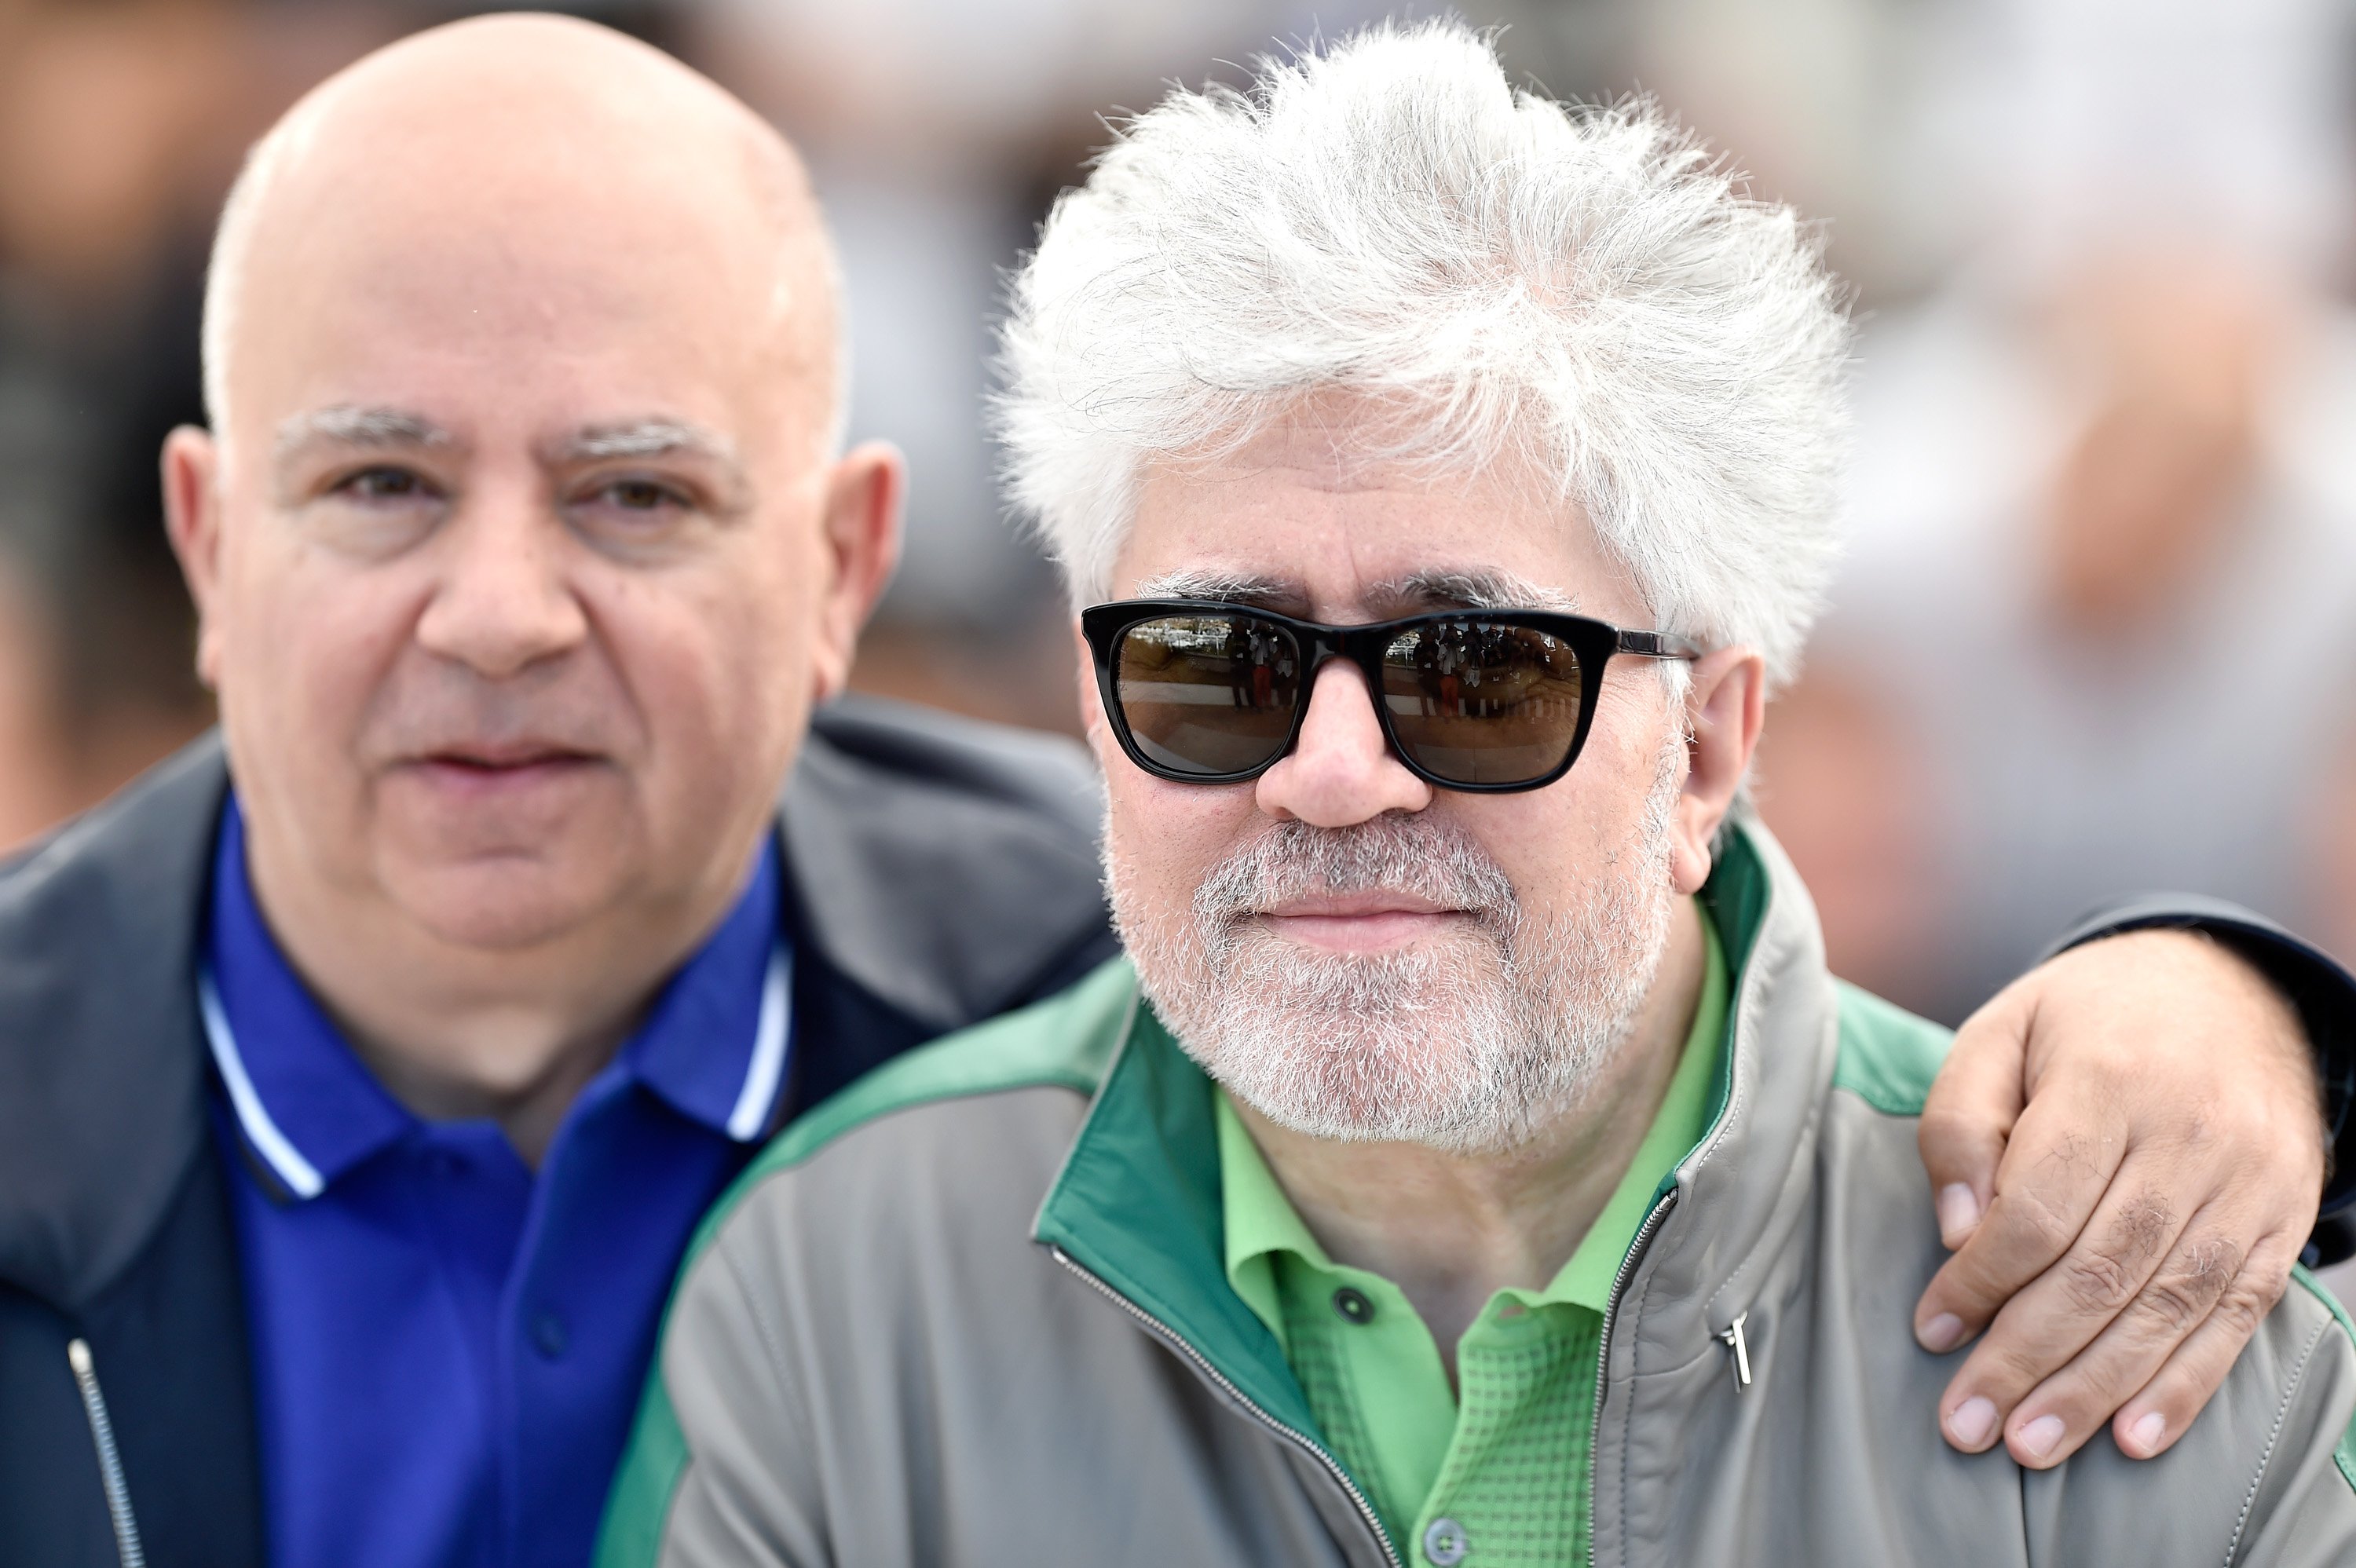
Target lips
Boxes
[418,743,597,772]
[1257,890,1471,954]
[1259,890,1458,920]
[394,741,607,799]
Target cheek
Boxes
[218,544,419,773]
[1101,762,1253,910]
[1454,785,1618,902]
[584,561,815,789]
[1456,725,1672,918]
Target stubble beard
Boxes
[1108,736,1685,1156]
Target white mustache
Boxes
[1191,812,1520,938]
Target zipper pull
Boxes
[68,1339,147,1568]
[1717,1311,1754,1390]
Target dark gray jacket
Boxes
[0,698,1118,1568]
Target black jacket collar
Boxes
[0,735,225,1310]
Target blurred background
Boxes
[5,0,2355,1025]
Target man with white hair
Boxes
[608,24,2356,1566]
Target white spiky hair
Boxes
[995,19,1851,686]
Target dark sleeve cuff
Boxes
[2044,895,2356,1266]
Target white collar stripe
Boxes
[197,971,326,1200]
[726,948,792,1143]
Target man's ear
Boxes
[161,426,225,690]
[1670,645,1767,894]
[808,440,904,704]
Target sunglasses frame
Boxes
[1081,598,1704,794]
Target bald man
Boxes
[1,15,2354,1568]
[0,18,1114,1568]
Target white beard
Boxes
[1108,736,1685,1156]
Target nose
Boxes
[412,490,588,680]
[1254,659,1433,828]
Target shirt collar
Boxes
[1217,900,1731,1328]
[622,837,790,1140]
[1544,905,1727,1310]
[202,794,789,1200]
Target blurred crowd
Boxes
[4,0,2354,1014]
[1761,0,2356,1016]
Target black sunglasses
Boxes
[1081,598,1703,793]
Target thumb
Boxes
[1919,986,2032,1248]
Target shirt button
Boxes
[530,1311,569,1360]
[1332,1287,1375,1325]
[1422,1518,1469,1566]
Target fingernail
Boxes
[1937,1183,1981,1244]
[2018,1414,2065,1460]
[2128,1412,2166,1456]
[1919,1312,1965,1352]
[1947,1396,1997,1449]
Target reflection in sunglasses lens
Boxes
[1115,616,1301,777]
[1380,620,1585,785]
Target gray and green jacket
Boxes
[600,821,2356,1567]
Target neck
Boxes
[244,832,763,1168]
[1233,894,1707,1369]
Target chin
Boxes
[389,861,613,953]
[1140,904,1663,1156]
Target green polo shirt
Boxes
[1217,905,1729,1566]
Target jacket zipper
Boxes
[67,1339,147,1568]
[1050,1245,1404,1568]
[1589,1191,1677,1568]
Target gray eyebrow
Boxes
[554,418,739,466]
[1130,566,1579,615]
[1374,568,1580,615]
[274,404,453,460]
[1132,568,1293,604]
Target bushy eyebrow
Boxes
[552,418,740,466]
[274,404,453,462]
[1132,568,1297,606]
[1129,565,1579,616]
[553,418,754,518]
[1372,568,1579,615]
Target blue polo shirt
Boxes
[201,796,788,1568]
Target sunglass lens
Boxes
[1114,615,1302,777]
[1380,620,1586,785]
